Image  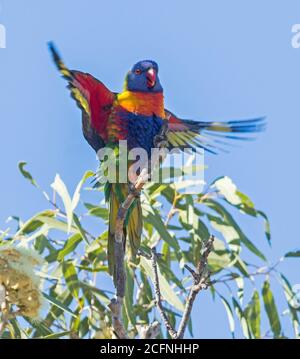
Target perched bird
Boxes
[48,43,265,283]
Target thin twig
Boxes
[144,235,214,339]
[177,235,214,338]
[151,247,178,339]
[212,258,282,286]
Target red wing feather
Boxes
[48,42,115,149]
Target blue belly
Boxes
[121,111,164,156]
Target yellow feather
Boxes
[167,133,180,147]
[72,88,90,116]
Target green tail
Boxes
[106,183,142,285]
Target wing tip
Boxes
[47,41,71,79]
[47,41,60,65]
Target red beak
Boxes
[146,68,156,88]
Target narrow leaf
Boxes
[62,261,80,300]
[220,295,235,338]
[51,174,73,233]
[18,161,37,187]
[285,250,300,258]
[43,292,77,318]
[140,256,184,312]
[245,290,261,338]
[262,280,281,337]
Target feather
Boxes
[165,109,266,154]
[48,42,115,152]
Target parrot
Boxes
[48,43,265,284]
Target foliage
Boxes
[0,163,299,339]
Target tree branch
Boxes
[150,247,178,339]
[108,298,128,339]
[142,235,214,339]
[177,235,214,338]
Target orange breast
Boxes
[117,91,165,118]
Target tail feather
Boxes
[108,184,142,285]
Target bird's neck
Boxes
[117,90,165,118]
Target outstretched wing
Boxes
[48,42,116,152]
[165,109,266,154]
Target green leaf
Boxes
[285,250,300,258]
[245,290,261,338]
[219,295,235,338]
[7,319,22,339]
[279,274,299,338]
[25,318,53,337]
[42,292,77,318]
[24,224,49,244]
[236,190,255,211]
[84,203,108,220]
[208,238,234,272]
[140,256,185,312]
[139,271,153,308]
[124,264,136,325]
[210,178,271,246]
[42,331,71,339]
[37,215,78,233]
[257,210,271,246]
[35,235,57,260]
[79,316,89,338]
[79,282,110,305]
[157,257,186,291]
[57,233,83,261]
[232,297,251,338]
[188,317,194,337]
[262,280,281,337]
[73,214,89,244]
[62,261,80,300]
[206,200,266,261]
[145,211,180,251]
[234,256,250,277]
[208,214,240,252]
[240,233,267,261]
[16,210,55,236]
[41,289,74,332]
[18,161,38,187]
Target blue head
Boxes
[126,60,163,93]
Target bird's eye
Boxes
[135,68,142,75]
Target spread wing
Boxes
[48,42,116,152]
[165,109,266,154]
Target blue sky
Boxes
[0,0,300,338]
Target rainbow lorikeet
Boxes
[48,43,265,283]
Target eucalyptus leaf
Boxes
[140,256,185,312]
[262,280,282,338]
